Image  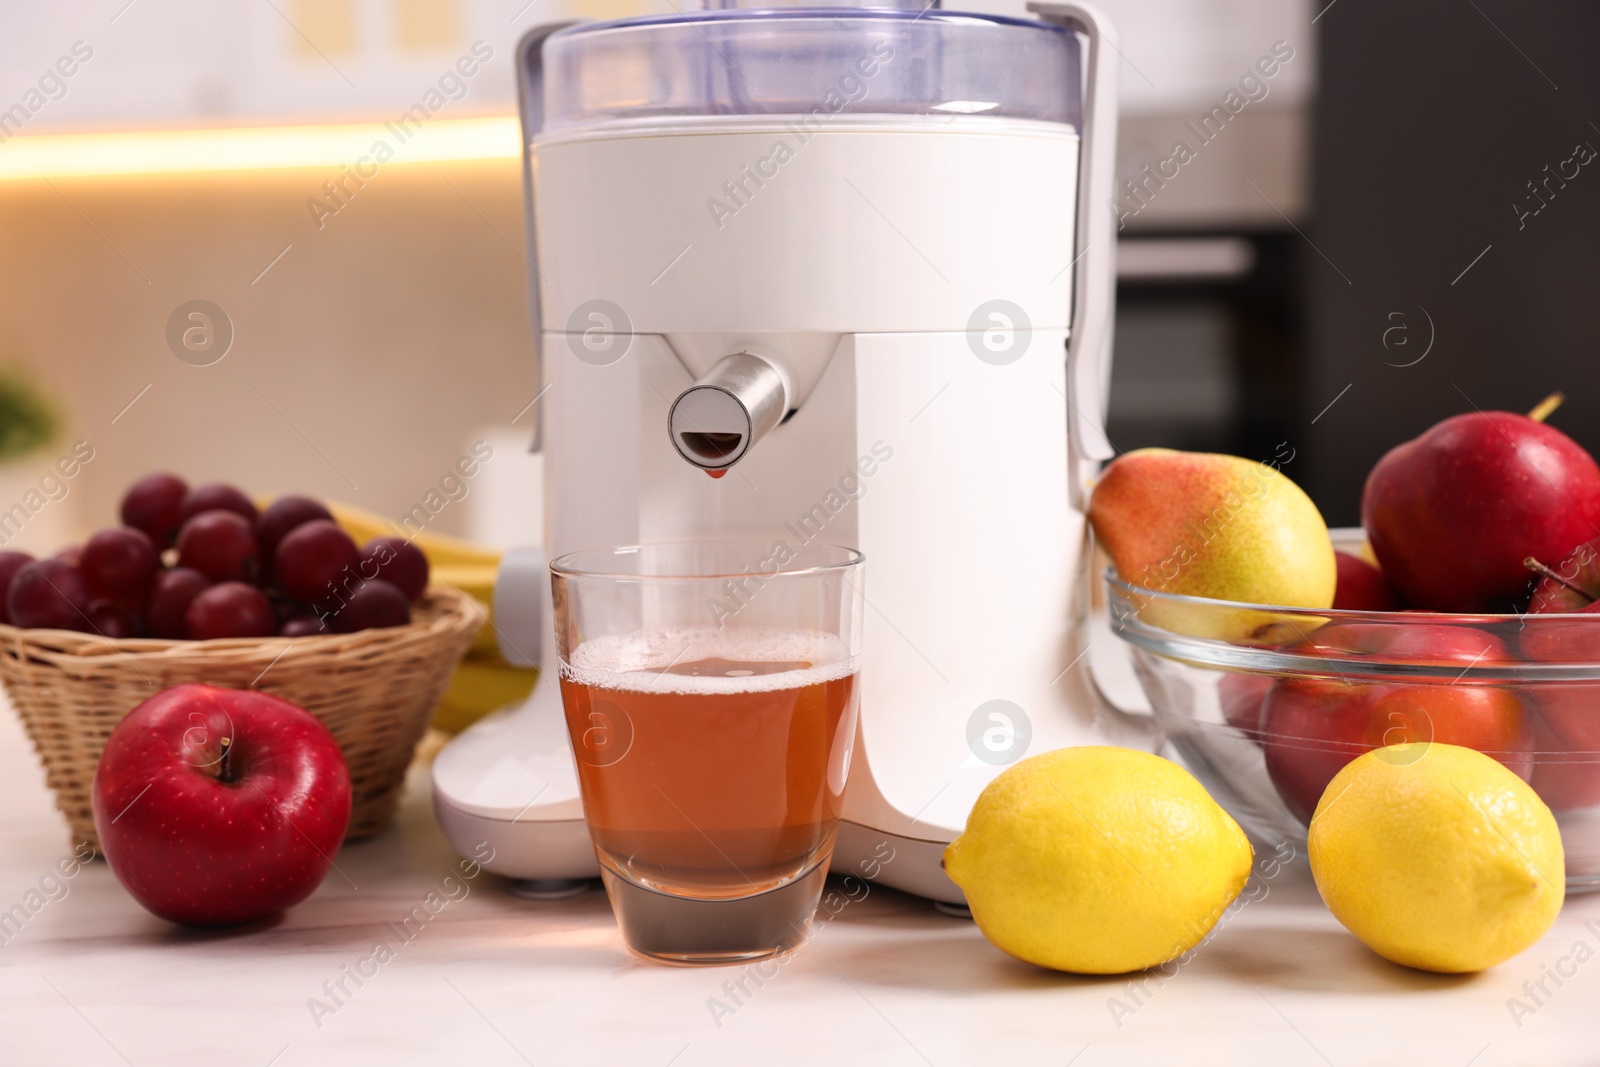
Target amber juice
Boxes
[559,625,859,899]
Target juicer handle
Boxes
[1028,1,1120,504]
[493,544,548,668]
[515,22,581,454]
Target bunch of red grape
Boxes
[0,473,429,640]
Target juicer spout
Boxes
[668,352,791,473]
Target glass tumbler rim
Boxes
[550,541,864,582]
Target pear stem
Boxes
[1524,556,1595,603]
[1528,392,1565,423]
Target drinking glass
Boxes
[550,542,864,964]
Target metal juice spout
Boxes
[667,352,791,474]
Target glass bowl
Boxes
[1104,562,1600,893]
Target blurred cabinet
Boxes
[0,0,535,127]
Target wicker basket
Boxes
[0,587,483,850]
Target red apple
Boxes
[1361,410,1600,612]
[1220,672,1273,739]
[1526,535,1600,615]
[1261,623,1530,823]
[1518,609,1600,811]
[91,684,351,925]
[1291,620,1511,663]
[1332,550,1403,611]
[1520,601,1600,655]
[1528,711,1600,812]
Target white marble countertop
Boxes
[3,704,1598,1067]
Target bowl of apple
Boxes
[1095,396,1600,892]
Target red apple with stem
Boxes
[1261,622,1530,824]
[1525,537,1600,615]
[91,684,351,925]
[1361,394,1600,613]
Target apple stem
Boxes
[218,736,235,783]
[1523,556,1595,602]
[1527,392,1565,423]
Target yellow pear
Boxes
[1088,448,1335,642]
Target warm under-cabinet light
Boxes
[0,115,520,181]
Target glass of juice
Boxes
[551,542,863,964]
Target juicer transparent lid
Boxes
[537,2,1082,136]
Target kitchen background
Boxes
[0,0,1592,543]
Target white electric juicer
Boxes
[432,0,1154,904]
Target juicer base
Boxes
[435,782,971,906]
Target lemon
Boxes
[943,746,1253,974]
[1308,743,1564,973]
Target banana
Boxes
[431,562,498,602]
[431,563,502,656]
[324,499,503,569]
[433,657,540,734]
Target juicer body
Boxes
[432,3,1147,903]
